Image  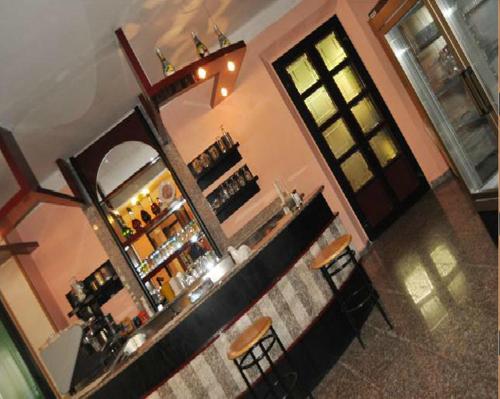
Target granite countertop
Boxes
[75,186,325,398]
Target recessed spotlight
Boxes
[197,67,207,79]
[220,87,228,97]
[227,61,236,71]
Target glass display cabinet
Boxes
[369,0,498,195]
[71,108,219,311]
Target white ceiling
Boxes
[0,0,300,189]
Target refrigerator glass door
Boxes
[385,1,497,193]
[436,0,498,110]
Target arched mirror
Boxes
[74,110,218,312]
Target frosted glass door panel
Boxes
[286,54,319,94]
[436,0,498,109]
[0,320,43,398]
[322,118,355,158]
[386,1,497,193]
[304,87,337,126]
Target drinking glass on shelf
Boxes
[243,166,253,182]
[226,180,235,196]
[237,171,246,187]
[216,137,227,153]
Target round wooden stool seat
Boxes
[227,317,272,360]
[310,234,352,270]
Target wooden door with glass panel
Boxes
[274,16,428,239]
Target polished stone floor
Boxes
[315,179,497,398]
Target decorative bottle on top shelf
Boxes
[127,207,142,231]
[213,24,231,48]
[146,193,161,216]
[112,210,133,239]
[155,48,175,77]
[191,32,209,58]
[137,201,152,224]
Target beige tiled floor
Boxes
[315,179,497,398]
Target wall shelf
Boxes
[209,177,260,223]
[189,143,241,190]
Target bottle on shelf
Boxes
[112,210,133,239]
[136,199,152,224]
[127,207,142,232]
[220,125,234,148]
[213,24,231,48]
[155,196,163,210]
[145,191,161,216]
[242,165,253,182]
[191,32,209,58]
[155,48,176,77]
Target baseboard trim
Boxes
[430,170,453,189]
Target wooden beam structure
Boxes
[0,127,84,238]
[115,28,246,110]
[0,241,39,264]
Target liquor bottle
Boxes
[147,193,161,216]
[191,32,209,58]
[155,48,175,77]
[112,211,133,239]
[127,207,142,231]
[213,24,231,48]
[220,125,234,148]
[137,200,152,224]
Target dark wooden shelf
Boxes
[121,200,186,247]
[67,275,123,318]
[211,177,260,223]
[115,28,246,109]
[189,143,241,190]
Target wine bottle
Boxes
[137,201,152,224]
[191,32,209,58]
[155,48,175,77]
[147,193,161,216]
[213,24,231,48]
[113,211,133,239]
[127,207,142,231]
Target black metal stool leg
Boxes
[375,300,393,329]
[250,349,279,398]
[258,341,293,399]
[271,327,314,399]
[348,248,394,331]
[234,359,258,399]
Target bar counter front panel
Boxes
[80,190,367,398]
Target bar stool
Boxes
[310,234,393,348]
[227,316,312,398]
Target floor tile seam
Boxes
[336,360,385,394]
[363,323,496,379]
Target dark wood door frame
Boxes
[273,15,429,239]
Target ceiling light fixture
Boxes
[197,67,207,79]
[227,60,236,72]
[220,87,228,97]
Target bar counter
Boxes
[75,187,364,398]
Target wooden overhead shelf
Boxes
[115,28,246,109]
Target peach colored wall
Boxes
[0,256,55,354]
[160,0,449,251]
[10,201,138,331]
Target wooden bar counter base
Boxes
[76,187,372,398]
